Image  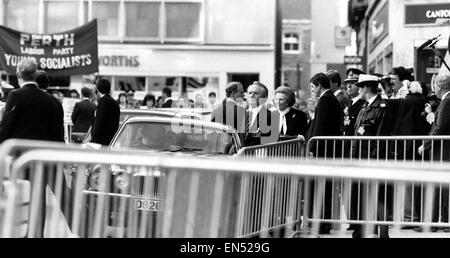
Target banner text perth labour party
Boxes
[5,33,93,70]
[0,20,99,76]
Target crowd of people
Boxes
[114,87,219,110]
[1,57,449,238]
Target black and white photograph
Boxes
[0,0,450,247]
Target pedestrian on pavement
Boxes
[351,74,394,238]
[211,82,247,144]
[0,58,56,237]
[161,87,174,108]
[71,87,97,137]
[418,74,450,226]
[307,73,342,235]
[91,78,120,146]
[35,70,65,143]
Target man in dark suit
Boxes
[419,75,450,225]
[0,59,56,237]
[211,82,247,144]
[308,73,342,235]
[244,82,279,147]
[0,60,55,143]
[274,86,307,138]
[327,70,351,111]
[72,87,96,134]
[35,70,65,143]
[161,87,174,108]
[91,78,120,146]
[309,73,342,157]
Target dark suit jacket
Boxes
[335,90,351,111]
[91,94,120,146]
[310,90,342,158]
[312,90,342,137]
[424,93,450,161]
[72,99,97,133]
[343,98,365,136]
[211,99,246,143]
[48,93,65,142]
[280,108,308,137]
[0,83,54,143]
[245,105,279,147]
[162,99,173,108]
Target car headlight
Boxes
[114,173,130,191]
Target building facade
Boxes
[279,0,311,100]
[0,0,279,102]
[310,0,349,82]
[350,0,450,88]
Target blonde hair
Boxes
[409,81,423,94]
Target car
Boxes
[81,117,242,237]
[72,109,206,144]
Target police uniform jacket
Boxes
[343,98,365,136]
[354,94,391,137]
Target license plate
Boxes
[134,199,161,212]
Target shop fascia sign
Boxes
[405,4,450,25]
[99,54,140,67]
[97,48,153,71]
[344,55,363,65]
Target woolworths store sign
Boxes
[405,3,450,25]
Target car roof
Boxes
[120,109,177,117]
[123,116,236,133]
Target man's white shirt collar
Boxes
[351,95,361,105]
[442,91,450,100]
[20,81,37,87]
[320,89,330,98]
[250,105,264,125]
[367,95,377,107]
[334,89,342,97]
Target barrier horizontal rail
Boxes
[2,148,450,238]
[236,137,305,159]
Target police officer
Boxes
[351,74,394,238]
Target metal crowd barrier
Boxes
[302,161,450,238]
[2,146,450,238]
[306,136,450,232]
[0,140,105,237]
[236,137,305,159]
[306,136,450,162]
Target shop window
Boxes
[165,2,201,40]
[125,2,160,38]
[91,1,120,37]
[385,53,393,74]
[368,61,376,75]
[283,33,301,54]
[45,1,79,33]
[5,0,39,33]
[115,77,146,92]
[206,0,273,45]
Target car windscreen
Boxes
[111,122,234,154]
[119,112,174,124]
